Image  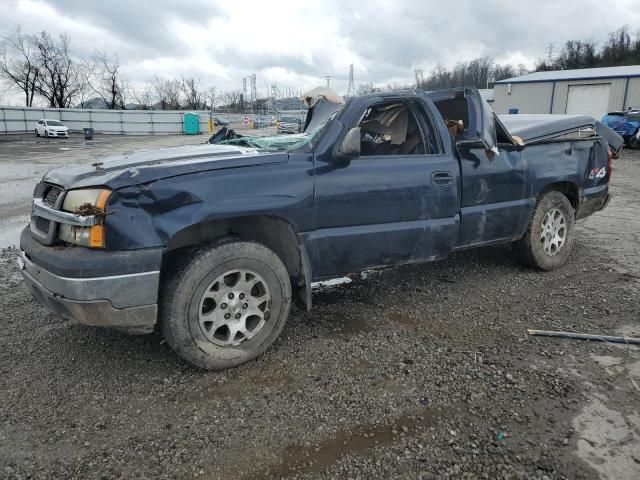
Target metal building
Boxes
[493,65,640,118]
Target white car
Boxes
[35,119,69,138]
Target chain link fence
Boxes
[0,106,306,135]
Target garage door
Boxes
[565,84,611,118]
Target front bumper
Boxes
[19,252,158,334]
[19,228,162,334]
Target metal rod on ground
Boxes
[527,329,640,345]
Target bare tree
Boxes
[153,76,182,109]
[34,31,83,107]
[205,86,217,109]
[493,64,516,82]
[219,90,241,111]
[132,83,154,109]
[181,76,204,109]
[356,82,381,95]
[87,51,127,109]
[0,25,39,106]
[75,65,93,108]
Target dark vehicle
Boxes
[601,110,640,148]
[277,116,302,134]
[19,87,621,370]
[252,117,268,128]
[212,116,230,126]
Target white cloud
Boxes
[1,0,640,104]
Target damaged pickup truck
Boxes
[19,87,622,370]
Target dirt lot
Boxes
[0,141,638,479]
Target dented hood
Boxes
[43,143,287,190]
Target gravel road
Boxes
[1,148,638,480]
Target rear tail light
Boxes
[607,147,614,180]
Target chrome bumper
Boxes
[18,251,159,334]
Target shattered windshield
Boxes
[219,133,311,151]
[217,108,342,152]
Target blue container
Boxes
[183,113,200,135]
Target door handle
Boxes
[431,171,453,186]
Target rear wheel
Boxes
[513,191,575,271]
[160,239,292,370]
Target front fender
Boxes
[104,156,315,250]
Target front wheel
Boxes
[513,191,575,271]
[160,240,292,370]
[35,129,39,137]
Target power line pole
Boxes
[545,42,555,64]
[250,73,256,113]
[271,83,280,115]
[414,68,424,89]
[346,64,355,97]
[323,75,332,87]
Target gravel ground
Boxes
[1,150,639,480]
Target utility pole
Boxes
[414,68,424,89]
[271,83,280,115]
[346,64,355,97]
[250,74,256,114]
[323,75,332,87]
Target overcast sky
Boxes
[2,0,640,103]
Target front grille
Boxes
[35,216,50,232]
[34,182,63,207]
[31,182,64,243]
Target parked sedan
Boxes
[212,117,230,127]
[35,119,69,138]
[277,116,302,134]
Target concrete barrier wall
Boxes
[0,107,306,135]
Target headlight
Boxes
[62,188,110,212]
[58,188,111,248]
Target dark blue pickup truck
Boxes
[19,87,622,369]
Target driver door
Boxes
[307,98,460,278]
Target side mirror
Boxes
[334,127,361,163]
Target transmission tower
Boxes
[545,42,555,63]
[415,68,424,89]
[250,74,257,113]
[323,75,332,87]
[346,64,355,97]
[270,83,281,114]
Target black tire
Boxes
[513,191,575,271]
[44,131,48,138]
[35,129,39,137]
[159,239,292,370]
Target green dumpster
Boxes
[183,112,200,135]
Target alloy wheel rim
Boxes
[540,208,567,256]
[198,269,271,347]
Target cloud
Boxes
[1,0,640,102]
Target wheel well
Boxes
[540,182,579,210]
[163,215,303,283]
